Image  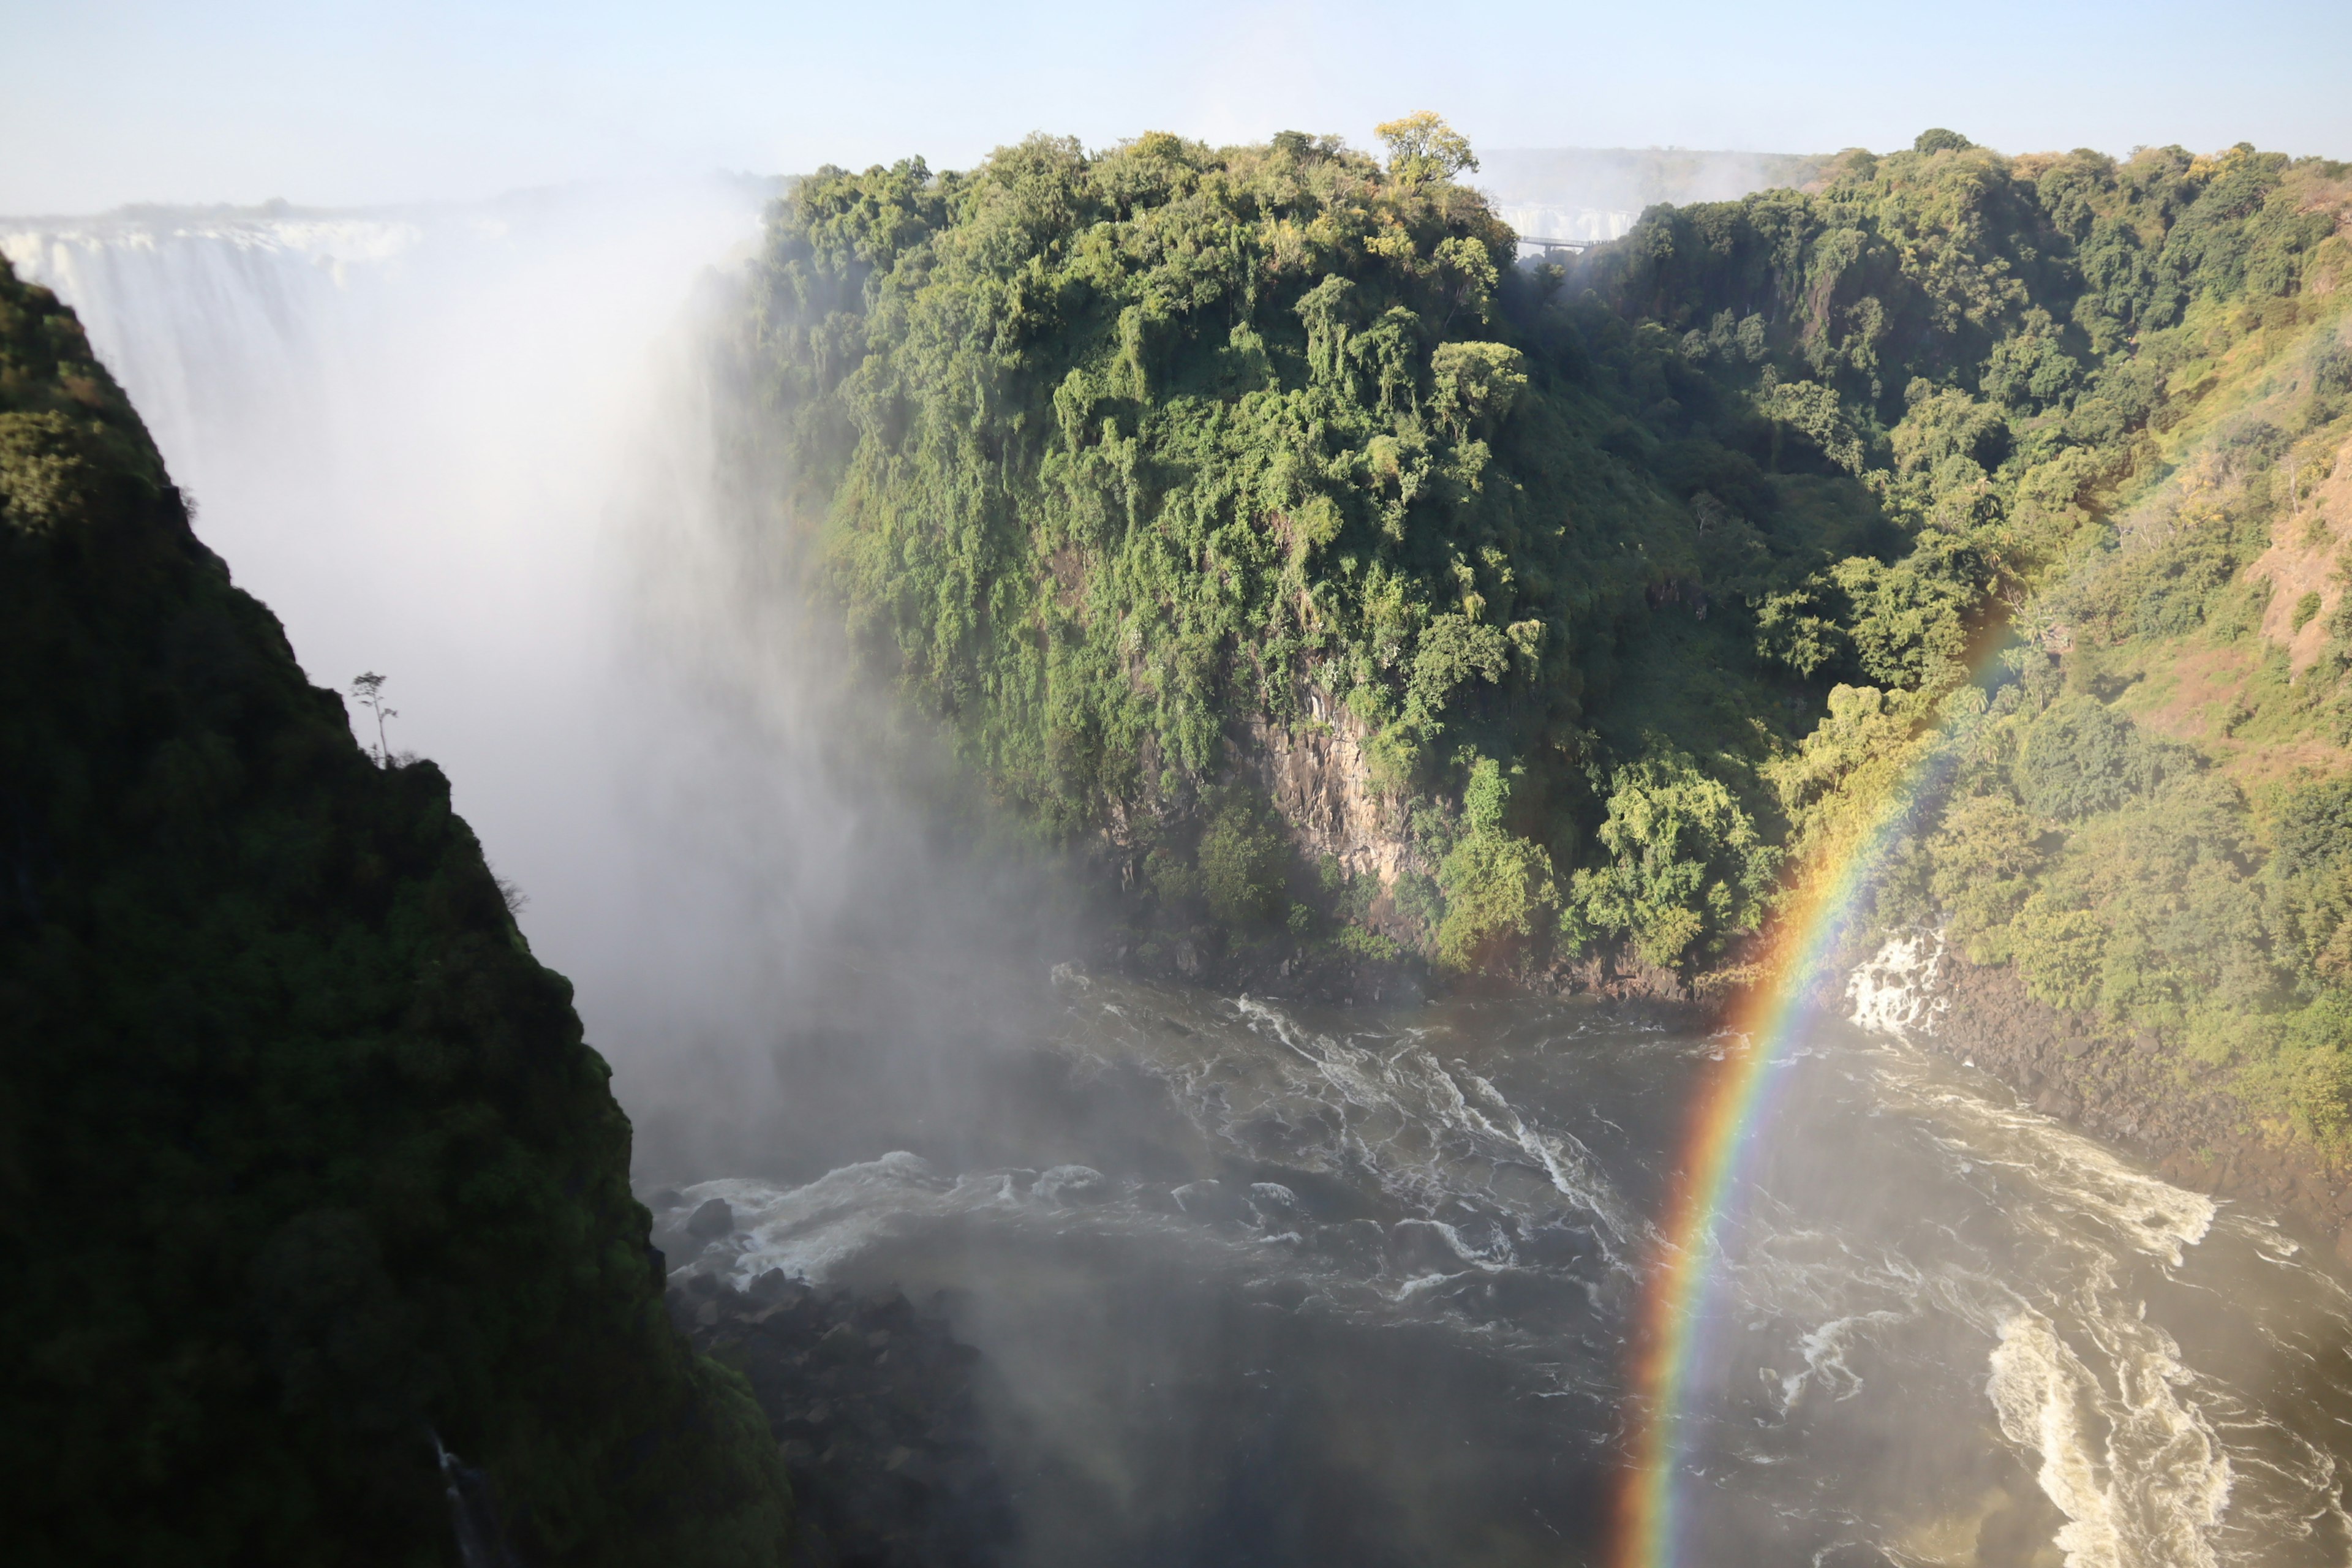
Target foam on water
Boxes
[1215,992,1640,1246]
[1988,1307,2230,1568]
[639,970,2352,1565]
[1839,934,2292,1568]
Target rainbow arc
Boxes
[1614,679,1983,1568]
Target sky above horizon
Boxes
[9,0,2350,214]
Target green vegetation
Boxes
[1676,137,2352,1150]
[0,258,790,1563]
[737,118,1887,978]
[740,121,2352,1156]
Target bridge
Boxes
[1513,235,1599,252]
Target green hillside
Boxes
[740,121,2352,1161]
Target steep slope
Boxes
[0,258,789,1564]
[740,123,2352,1185]
[737,121,1867,986]
[1593,136,2352,1174]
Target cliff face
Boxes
[0,258,788,1563]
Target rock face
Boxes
[675,1275,1012,1568]
[0,257,788,1562]
[1245,708,1409,891]
[1846,932,2352,1259]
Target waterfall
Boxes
[431,1429,519,1568]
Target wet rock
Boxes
[677,1276,1011,1568]
[687,1197,735,1240]
[1876,938,2352,1266]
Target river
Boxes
[650,967,2352,1567]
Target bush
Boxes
[2013,695,2193,820]
[1928,794,2045,962]
[1572,752,1775,969]
[1196,791,1287,930]
[1434,829,1561,970]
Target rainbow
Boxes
[1614,690,1977,1568]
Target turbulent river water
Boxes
[655,967,2352,1568]
[17,197,2352,1568]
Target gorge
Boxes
[9,121,2352,1568]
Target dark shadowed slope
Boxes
[0,255,789,1566]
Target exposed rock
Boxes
[674,1275,1012,1568]
[1245,707,1410,892]
[688,1197,736,1240]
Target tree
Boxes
[1197,791,1287,930]
[1572,752,1776,970]
[1434,757,1563,970]
[350,671,397,766]
[1374,111,1477,185]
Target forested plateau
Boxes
[736,119,2352,1175]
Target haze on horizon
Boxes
[9,0,2351,215]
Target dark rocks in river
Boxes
[674,1275,1012,1568]
[688,1196,738,1238]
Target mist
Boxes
[1477,145,1829,245]
[1,184,1074,1185]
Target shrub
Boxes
[1196,791,1287,930]
[1572,752,1775,970]
[1435,829,1561,970]
[2013,695,2193,820]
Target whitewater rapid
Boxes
[649,970,2352,1568]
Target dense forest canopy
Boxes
[740,122,2352,1152]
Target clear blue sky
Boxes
[9,0,2350,213]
